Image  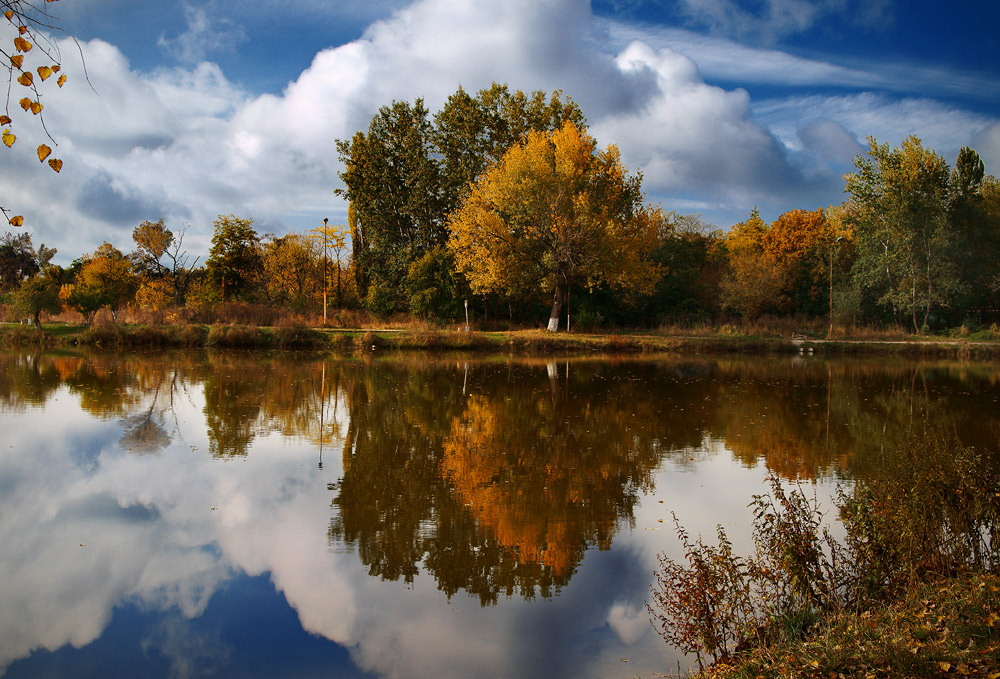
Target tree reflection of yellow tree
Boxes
[331,359,672,604]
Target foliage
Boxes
[839,430,1000,601]
[205,323,270,348]
[0,230,53,290]
[131,219,173,278]
[70,242,139,322]
[719,208,784,320]
[649,474,843,668]
[7,272,59,325]
[310,220,349,310]
[337,83,586,313]
[846,137,965,332]
[650,433,1000,668]
[336,99,444,308]
[447,121,661,331]
[206,214,263,303]
[262,231,318,309]
[1,0,70,226]
[406,246,465,321]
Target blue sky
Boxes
[3,0,999,263]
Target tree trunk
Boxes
[547,277,566,332]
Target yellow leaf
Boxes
[956,664,970,676]
[37,66,52,80]
[30,101,41,115]
[939,662,952,672]
[9,215,23,227]
[37,144,51,162]
[4,10,13,20]
[18,24,27,34]
[57,74,66,87]
[48,158,62,172]
[2,129,15,147]
[17,71,33,87]
[51,64,60,73]
[986,673,1000,679]
[18,97,31,111]
[0,115,10,125]
[14,36,31,52]
[11,54,23,69]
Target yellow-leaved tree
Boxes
[447,122,661,331]
[2,0,71,226]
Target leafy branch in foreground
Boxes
[1,0,82,225]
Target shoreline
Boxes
[3,322,1000,358]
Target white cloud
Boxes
[753,93,1000,175]
[157,3,248,65]
[3,0,997,262]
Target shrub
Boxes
[206,323,270,348]
[273,318,327,349]
[650,434,1000,666]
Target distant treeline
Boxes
[2,84,998,334]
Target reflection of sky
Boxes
[0,362,844,679]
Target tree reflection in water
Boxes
[2,350,998,606]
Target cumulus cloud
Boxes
[2,0,996,262]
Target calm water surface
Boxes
[1,350,999,678]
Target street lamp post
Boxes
[322,217,329,326]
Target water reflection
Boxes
[1,350,999,677]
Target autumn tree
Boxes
[759,208,826,314]
[337,83,586,315]
[131,219,174,278]
[70,242,139,321]
[846,136,964,332]
[206,214,263,303]
[447,122,661,331]
[433,83,586,212]
[8,270,59,325]
[719,208,785,321]
[2,0,70,226]
[262,231,318,310]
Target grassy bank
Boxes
[699,573,1000,679]
[4,321,1000,356]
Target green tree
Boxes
[433,83,586,212]
[406,246,466,321]
[447,122,661,331]
[8,272,59,326]
[948,147,1000,315]
[845,136,963,332]
[337,84,587,315]
[336,100,444,312]
[0,231,39,290]
[206,214,263,303]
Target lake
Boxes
[1,349,998,678]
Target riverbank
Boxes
[3,321,1000,357]
[698,572,1000,679]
